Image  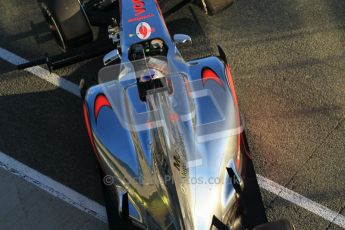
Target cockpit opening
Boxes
[136,57,173,101]
[129,38,168,61]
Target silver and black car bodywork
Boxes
[17,0,292,229]
[82,0,270,229]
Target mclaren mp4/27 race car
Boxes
[18,0,294,229]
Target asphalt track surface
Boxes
[0,0,345,229]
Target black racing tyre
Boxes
[200,0,234,15]
[39,0,93,51]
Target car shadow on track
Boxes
[0,77,104,205]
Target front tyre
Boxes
[199,0,234,15]
[39,0,93,51]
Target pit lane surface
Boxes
[0,0,345,229]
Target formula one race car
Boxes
[18,0,293,230]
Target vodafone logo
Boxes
[132,0,146,16]
[136,22,152,40]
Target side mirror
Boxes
[103,49,121,66]
[173,34,192,44]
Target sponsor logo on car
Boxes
[128,13,154,23]
[136,22,153,40]
[132,0,146,16]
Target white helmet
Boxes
[140,68,165,82]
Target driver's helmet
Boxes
[139,58,168,82]
[140,68,165,82]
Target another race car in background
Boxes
[19,0,234,67]
[18,0,294,229]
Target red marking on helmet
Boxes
[94,94,111,120]
[202,68,223,87]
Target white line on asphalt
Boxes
[257,175,345,228]
[0,48,80,97]
[2,47,345,228]
[0,151,108,224]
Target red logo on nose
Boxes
[139,25,148,38]
[136,22,152,40]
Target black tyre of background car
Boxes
[200,0,234,15]
[39,0,93,51]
